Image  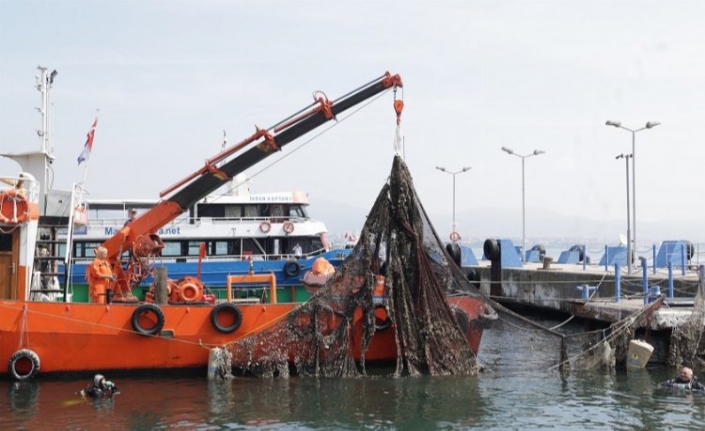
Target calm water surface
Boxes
[3,322,705,430]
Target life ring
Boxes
[284,260,301,278]
[374,304,392,331]
[210,302,243,334]
[452,307,470,333]
[446,242,462,266]
[259,221,271,233]
[131,303,165,336]
[449,231,461,242]
[7,349,41,381]
[283,221,295,234]
[0,189,29,225]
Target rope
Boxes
[548,298,663,371]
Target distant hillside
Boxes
[309,199,704,245]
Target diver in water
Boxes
[80,374,119,398]
[662,366,705,391]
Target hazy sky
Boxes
[1,1,703,241]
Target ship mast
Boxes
[35,66,58,200]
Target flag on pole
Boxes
[77,117,98,165]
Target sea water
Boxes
[3,323,704,431]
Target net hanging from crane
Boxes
[226,155,485,378]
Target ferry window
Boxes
[271,205,284,217]
[310,238,324,252]
[197,204,224,218]
[242,238,264,256]
[188,241,203,256]
[161,241,181,257]
[227,240,241,256]
[224,205,242,218]
[288,205,305,218]
[77,242,102,258]
[243,205,259,218]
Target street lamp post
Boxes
[501,147,545,263]
[616,153,633,273]
[435,166,471,242]
[605,120,660,261]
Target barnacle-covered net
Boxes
[226,156,487,378]
[478,279,668,375]
[667,269,705,369]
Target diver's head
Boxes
[94,374,106,387]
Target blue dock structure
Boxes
[468,238,704,365]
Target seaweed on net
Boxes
[667,269,705,369]
[226,155,480,378]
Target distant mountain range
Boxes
[311,199,704,246]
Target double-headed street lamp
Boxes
[605,120,660,260]
[435,166,471,242]
[501,147,545,263]
[616,153,633,273]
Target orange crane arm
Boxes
[102,72,403,295]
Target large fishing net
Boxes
[667,268,705,369]
[478,277,667,375]
[225,156,488,378]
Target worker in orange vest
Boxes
[86,246,116,303]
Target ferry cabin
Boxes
[60,191,333,265]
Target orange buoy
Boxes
[0,189,29,225]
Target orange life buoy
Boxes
[0,189,29,225]
[259,221,271,233]
[283,221,295,234]
[449,231,461,242]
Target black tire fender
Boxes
[446,242,462,266]
[483,239,500,260]
[210,302,243,334]
[131,303,165,336]
[284,260,301,278]
[8,349,41,381]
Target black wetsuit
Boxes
[662,376,705,391]
[81,383,118,398]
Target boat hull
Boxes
[0,301,296,377]
[0,295,490,379]
[229,295,490,373]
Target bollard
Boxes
[668,261,674,300]
[542,256,553,270]
[576,284,597,300]
[155,267,169,305]
[615,264,621,303]
[641,257,648,305]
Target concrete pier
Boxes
[468,259,703,364]
[470,261,701,330]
